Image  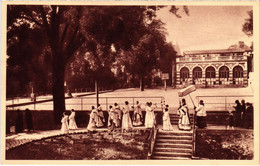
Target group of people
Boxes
[86,101,156,131]
[162,98,206,131]
[14,108,33,133]
[60,98,254,133]
[228,99,254,129]
[61,109,78,134]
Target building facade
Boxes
[175,42,252,87]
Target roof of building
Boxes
[183,41,252,55]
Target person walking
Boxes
[162,105,173,131]
[194,100,207,129]
[177,99,191,131]
[145,102,156,128]
[69,109,78,129]
[15,109,24,133]
[25,108,33,132]
[233,100,242,127]
[114,103,122,127]
[96,104,105,127]
[87,106,98,130]
[61,112,69,134]
[121,101,133,131]
[241,99,246,127]
[133,101,143,126]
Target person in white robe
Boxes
[163,105,173,131]
[178,99,191,130]
[145,102,156,128]
[69,109,78,129]
[133,101,143,126]
[122,101,133,131]
[96,104,105,127]
[114,103,122,127]
[87,106,99,130]
[61,112,69,134]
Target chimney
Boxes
[238,41,245,48]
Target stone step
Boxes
[170,114,194,118]
[153,151,192,158]
[156,139,192,144]
[158,131,193,136]
[157,135,192,140]
[154,147,192,153]
[151,156,191,160]
[155,143,192,149]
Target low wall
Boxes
[195,129,254,159]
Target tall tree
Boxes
[8,5,85,124]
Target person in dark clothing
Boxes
[244,102,254,129]
[233,100,241,127]
[240,99,246,128]
[15,109,23,133]
[25,108,33,132]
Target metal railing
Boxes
[6,96,165,111]
[196,95,254,112]
[147,114,159,159]
[177,56,246,62]
[192,111,196,157]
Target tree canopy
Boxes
[7,5,188,123]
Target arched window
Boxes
[206,66,216,78]
[219,66,229,78]
[193,67,202,79]
[233,66,243,78]
[180,67,189,82]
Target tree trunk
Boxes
[52,52,66,125]
[140,77,144,91]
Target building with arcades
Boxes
[175,41,253,87]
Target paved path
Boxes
[5,124,252,151]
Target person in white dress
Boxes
[122,101,133,131]
[145,102,156,128]
[178,99,191,130]
[69,109,78,129]
[108,105,117,127]
[163,105,173,131]
[96,104,105,127]
[114,103,122,127]
[61,112,69,134]
[87,106,98,131]
[133,101,143,126]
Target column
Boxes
[229,70,233,84]
[215,70,219,84]
[243,70,248,85]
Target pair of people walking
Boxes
[107,101,133,131]
[61,109,78,134]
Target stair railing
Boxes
[192,111,197,157]
[147,113,158,159]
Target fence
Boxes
[6,96,165,111]
[196,95,254,112]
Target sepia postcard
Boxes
[1,0,259,165]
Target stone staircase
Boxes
[151,130,193,160]
[151,113,194,160]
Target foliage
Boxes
[196,132,254,159]
[242,10,253,37]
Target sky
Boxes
[156,6,253,54]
